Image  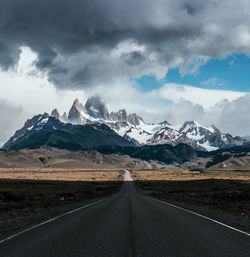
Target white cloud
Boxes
[217,94,250,136]
[200,77,224,87]
[0,99,26,147]
[0,46,250,144]
[152,94,250,137]
[0,48,88,116]
[156,83,245,108]
[3,0,250,89]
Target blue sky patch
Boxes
[136,54,250,93]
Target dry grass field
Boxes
[131,169,250,181]
[133,169,250,223]
[1,168,249,238]
[0,168,123,181]
[0,170,123,239]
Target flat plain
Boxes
[0,168,123,181]
[131,169,250,181]
[1,168,249,240]
[133,169,250,226]
[0,169,123,239]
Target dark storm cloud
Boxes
[182,0,205,15]
[0,42,21,70]
[122,51,145,66]
[0,0,250,88]
[34,48,58,70]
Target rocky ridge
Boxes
[3,96,246,151]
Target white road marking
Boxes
[124,170,133,181]
[0,198,106,244]
[153,198,250,237]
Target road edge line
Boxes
[152,198,250,237]
[0,198,106,244]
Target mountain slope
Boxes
[147,125,206,151]
[179,121,245,150]
[64,97,245,151]
[2,115,135,151]
[97,143,197,164]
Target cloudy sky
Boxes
[1,0,250,145]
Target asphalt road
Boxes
[0,171,249,257]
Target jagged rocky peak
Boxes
[176,120,246,150]
[62,112,68,122]
[210,124,220,134]
[68,98,85,124]
[180,120,203,132]
[180,120,196,128]
[110,109,127,121]
[23,112,49,130]
[51,108,61,119]
[85,96,109,119]
[51,109,68,123]
[148,125,206,151]
[73,98,85,112]
[159,120,171,126]
[74,98,80,105]
[179,120,217,135]
[110,109,143,126]
[127,113,143,126]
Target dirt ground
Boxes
[133,169,250,226]
[0,171,123,239]
[1,168,250,239]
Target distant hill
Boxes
[0,147,165,169]
[97,143,197,165]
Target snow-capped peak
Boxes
[178,120,244,150]
[68,99,85,124]
[85,96,109,120]
[46,99,246,151]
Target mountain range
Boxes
[2,96,246,152]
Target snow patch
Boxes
[27,125,34,131]
[37,118,49,125]
[89,106,99,113]
[198,141,218,151]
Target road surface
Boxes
[0,171,249,257]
